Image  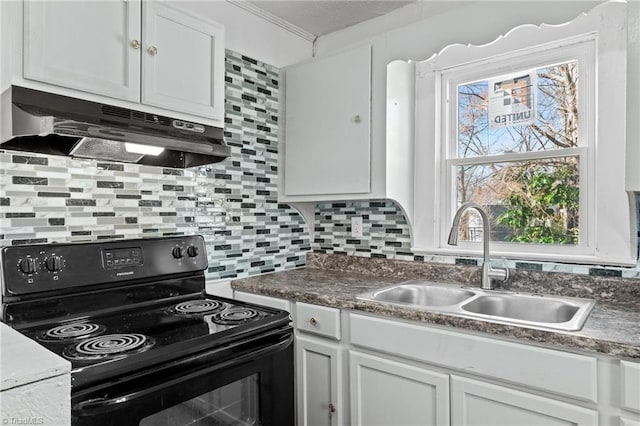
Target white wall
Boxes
[311,1,640,197]
[169,1,312,68]
[625,0,640,191]
[314,1,603,58]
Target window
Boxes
[444,42,592,256]
[410,2,634,264]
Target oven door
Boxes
[71,326,294,426]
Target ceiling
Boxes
[241,0,417,39]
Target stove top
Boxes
[6,290,288,389]
[7,289,287,387]
[170,299,226,315]
[63,333,155,361]
[1,236,291,390]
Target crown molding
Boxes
[227,0,316,42]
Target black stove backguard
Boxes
[0,236,295,426]
[1,235,209,299]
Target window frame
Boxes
[439,38,595,257]
[411,1,634,265]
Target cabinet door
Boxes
[296,335,343,426]
[621,361,640,413]
[23,1,141,101]
[142,2,224,121]
[350,351,449,426]
[284,44,371,196]
[451,376,598,426]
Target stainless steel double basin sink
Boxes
[356,280,595,331]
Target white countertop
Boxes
[0,323,71,391]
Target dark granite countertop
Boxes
[231,254,640,360]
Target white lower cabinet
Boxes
[621,361,640,413]
[230,291,632,426]
[0,374,71,425]
[350,351,449,426]
[296,335,344,426]
[450,376,598,426]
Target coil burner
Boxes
[64,333,154,361]
[211,307,261,325]
[170,299,225,315]
[38,322,105,342]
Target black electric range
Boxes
[1,236,294,425]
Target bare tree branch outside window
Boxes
[456,62,580,244]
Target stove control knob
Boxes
[186,246,199,257]
[45,256,63,272]
[172,247,184,259]
[19,258,37,274]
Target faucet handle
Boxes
[489,257,509,282]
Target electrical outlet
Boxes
[351,216,363,238]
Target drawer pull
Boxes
[309,317,318,326]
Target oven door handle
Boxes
[73,331,293,415]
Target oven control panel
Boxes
[1,235,208,297]
[103,247,143,269]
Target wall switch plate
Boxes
[351,216,363,238]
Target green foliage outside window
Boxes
[496,165,579,244]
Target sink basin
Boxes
[357,281,475,307]
[462,294,581,323]
[356,281,595,331]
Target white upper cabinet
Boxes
[142,2,224,119]
[279,45,414,238]
[21,1,224,123]
[23,1,141,102]
[282,44,372,198]
[283,45,371,196]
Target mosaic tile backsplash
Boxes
[2,49,638,284]
[0,50,309,280]
[313,199,640,279]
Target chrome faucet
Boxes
[447,202,509,290]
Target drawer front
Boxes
[295,303,341,340]
[233,291,291,312]
[350,313,598,403]
[621,361,640,413]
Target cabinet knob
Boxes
[309,317,318,327]
[130,40,140,49]
[147,46,158,56]
[353,115,361,123]
[329,403,336,414]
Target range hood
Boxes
[0,86,230,168]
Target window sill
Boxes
[411,246,637,267]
